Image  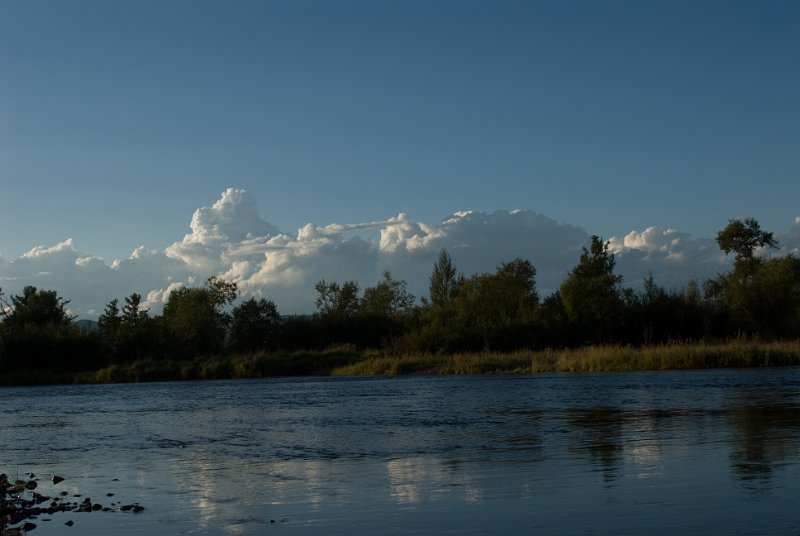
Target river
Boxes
[2,369,799,535]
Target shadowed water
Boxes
[2,369,799,535]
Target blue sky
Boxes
[1,0,799,315]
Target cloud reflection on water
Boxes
[2,373,799,535]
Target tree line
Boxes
[1,217,799,375]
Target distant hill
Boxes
[75,319,98,332]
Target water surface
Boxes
[2,369,799,535]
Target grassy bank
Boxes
[333,339,800,376]
[2,340,799,386]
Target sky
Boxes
[1,0,798,317]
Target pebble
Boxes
[2,471,145,532]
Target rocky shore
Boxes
[1,472,143,534]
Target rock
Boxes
[2,469,145,531]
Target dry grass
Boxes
[5,340,799,385]
[332,340,800,376]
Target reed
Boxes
[528,340,800,373]
[332,340,800,376]
[2,340,798,385]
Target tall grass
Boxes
[2,340,798,385]
[333,340,800,376]
[528,340,800,372]
[74,345,363,383]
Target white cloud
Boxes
[378,209,589,296]
[1,188,796,318]
[165,188,280,274]
[185,187,279,243]
[608,227,727,290]
[781,217,800,255]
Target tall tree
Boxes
[709,218,799,337]
[314,280,360,317]
[206,277,239,310]
[162,277,238,358]
[121,293,148,328]
[229,297,281,352]
[716,217,777,266]
[443,258,539,351]
[97,298,123,356]
[429,249,461,308]
[361,270,415,316]
[496,258,539,307]
[0,287,98,372]
[559,236,623,343]
[1,286,73,327]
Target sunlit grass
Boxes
[3,340,799,385]
[333,340,800,376]
[528,340,800,372]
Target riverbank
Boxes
[2,339,799,386]
[332,339,800,375]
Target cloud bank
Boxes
[2,188,797,318]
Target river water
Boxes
[1,369,799,535]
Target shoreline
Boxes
[2,340,799,386]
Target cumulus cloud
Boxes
[780,217,800,255]
[608,228,726,290]
[165,188,280,275]
[0,239,186,317]
[1,187,796,318]
[378,210,589,294]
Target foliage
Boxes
[707,218,800,338]
[716,217,777,267]
[2,216,800,382]
[229,297,281,352]
[314,280,360,317]
[407,258,540,352]
[0,286,73,327]
[122,293,148,328]
[162,277,238,358]
[361,270,415,316]
[0,286,98,373]
[97,298,123,356]
[428,249,462,308]
[559,236,623,343]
